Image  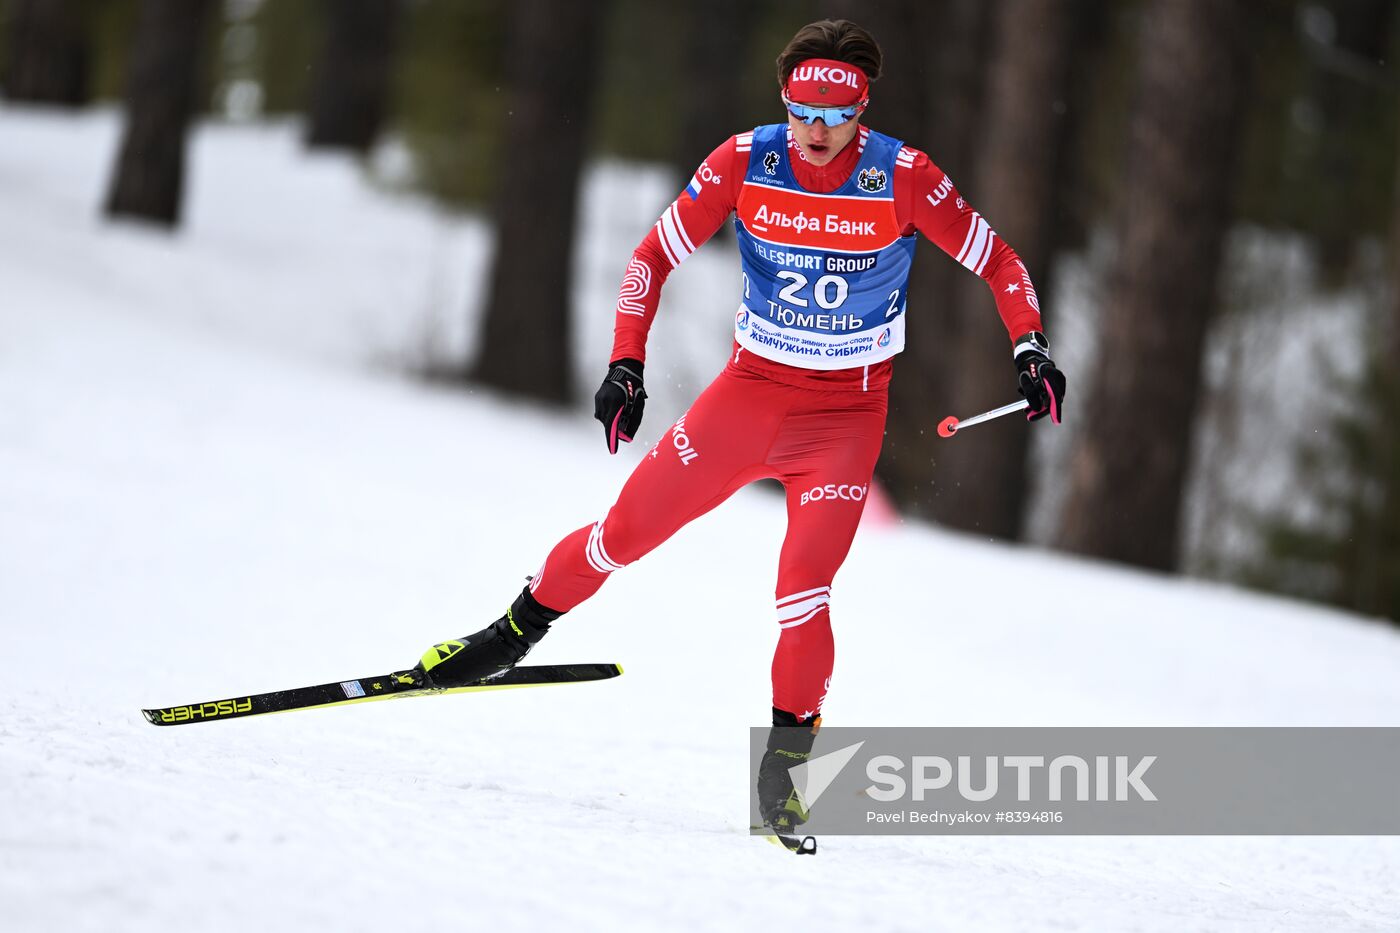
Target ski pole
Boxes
[937,399,1029,438]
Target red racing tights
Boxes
[528,352,887,720]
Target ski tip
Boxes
[614,663,624,676]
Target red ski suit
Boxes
[528,127,1043,719]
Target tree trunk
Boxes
[1358,95,1400,619]
[926,0,1083,539]
[103,0,214,228]
[674,0,747,172]
[1307,0,1397,279]
[1056,0,1247,570]
[305,0,402,153]
[875,0,995,516]
[471,0,606,404]
[3,0,90,106]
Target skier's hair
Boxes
[776,19,883,88]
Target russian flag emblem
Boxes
[685,175,702,200]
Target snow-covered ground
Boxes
[3,107,1400,932]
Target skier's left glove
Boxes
[1013,331,1066,424]
[593,358,647,454]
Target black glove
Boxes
[1013,331,1066,423]
[593,358,647,454]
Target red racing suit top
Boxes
[610,124,1044,392]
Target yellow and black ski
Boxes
[142,663,622,726]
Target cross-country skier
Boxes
[415,19,1066,838]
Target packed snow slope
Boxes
[3,108,1399,933]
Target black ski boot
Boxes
[416,587,562,687]
[756,707,821,853]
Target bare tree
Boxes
[1057,0,1247,569]
[305,0,403,153]
[471,0,607,403]
[674,0,748,172]
[3,0,90,106]
[871,0,996,515]
[927,0,1084,538]
[104,0,215,228]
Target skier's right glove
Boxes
[593,358,647,454]
[1014,331,1066,424]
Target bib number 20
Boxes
[775,270,850,310]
